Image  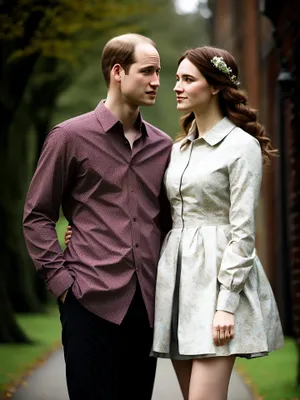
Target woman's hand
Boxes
[212,310,235,346]
[64,225,72,246]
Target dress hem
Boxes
[150,351,269,360]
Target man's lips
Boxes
[146,91,157,95]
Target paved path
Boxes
[11,349,254,399]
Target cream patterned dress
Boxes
[152,117,284,359]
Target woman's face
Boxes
[174,58,214,113]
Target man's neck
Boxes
[105,93,140,132]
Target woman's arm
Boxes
[216,135,263,314]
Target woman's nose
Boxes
[173,83,183,92]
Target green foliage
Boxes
[56,217,68,250]
[236,338,300,399]
[0,308,60,393]
[1,0,156,62]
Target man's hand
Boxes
[64,225,72,246]
[212,310,235,346]
[60,289,69,304]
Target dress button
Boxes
[135,244,139,248]
[133,217,136,222]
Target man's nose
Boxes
[150,74,160,87]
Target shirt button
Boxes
[135,244,139,248]
[133,217,136,222]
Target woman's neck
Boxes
[194,108,224,138]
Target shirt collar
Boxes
[94,100,148,136]
[185,117,236,146]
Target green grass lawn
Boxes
[236,337,300,400]
[0,220,67,395]
[0,308,61,394]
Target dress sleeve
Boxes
[216,136,262,314]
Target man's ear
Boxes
[111,64,122,83]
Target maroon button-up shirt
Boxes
[23,101,172,326]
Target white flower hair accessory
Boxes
[211,56,240,86]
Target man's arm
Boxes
[23,126,75,299]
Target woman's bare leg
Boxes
[188,356,235,400]
[171,359,193,400]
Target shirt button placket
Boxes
[129,167,140,272]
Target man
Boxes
[23,33,172,400]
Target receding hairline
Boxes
[105,33,155,49]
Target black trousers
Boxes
[58,285,157,400]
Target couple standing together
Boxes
[23,33,284,400]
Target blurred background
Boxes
[0,0,299,399]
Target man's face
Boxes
[119,43,161,107]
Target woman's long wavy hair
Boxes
[176,46,278,164]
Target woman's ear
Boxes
[211,87,220,96]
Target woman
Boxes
[151,46,283,400]
[65,46,284,400]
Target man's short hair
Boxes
[101,33,155,87]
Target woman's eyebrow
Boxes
[176,74,195,78]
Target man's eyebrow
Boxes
[140,65,161,70]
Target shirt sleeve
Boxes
[23,126,75,298]
[216,136,262,314]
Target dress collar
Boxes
[185,117,236,146]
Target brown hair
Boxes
[176,46,278,164]
[101,33,155,87]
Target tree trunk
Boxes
[5,57,72,311]
[0,204,31,343]
[0,287,31,343]
[4,99,45,313]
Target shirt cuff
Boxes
[46,268,74,299]
[216,288,240,314]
